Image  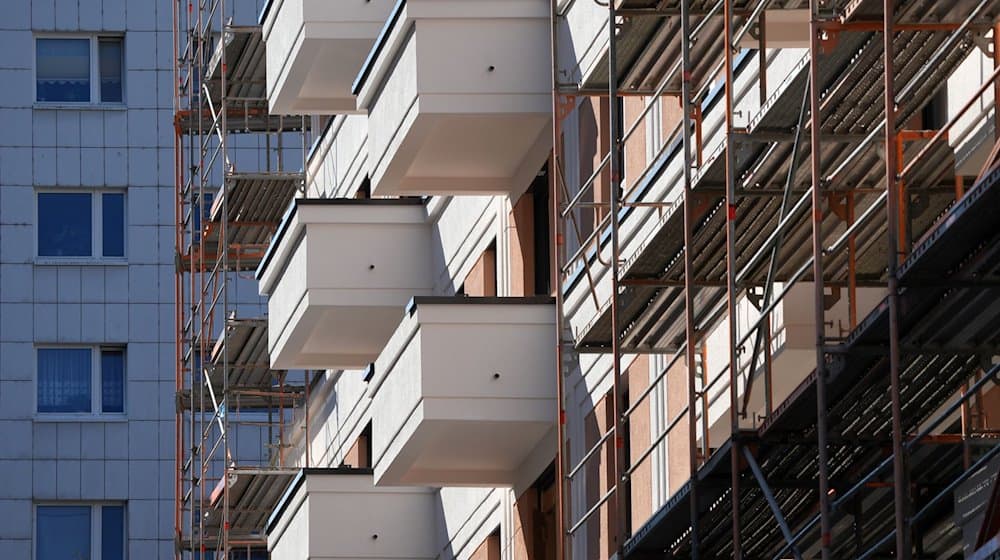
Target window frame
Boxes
[34,345,127,418]
[35,189,128,263]
[33,502,127,560]
[34,33,126,106]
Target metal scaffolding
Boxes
[173,1,308,557]
[552,0,1000,558]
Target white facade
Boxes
[0,1,176,556]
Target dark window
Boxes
[99,38,124,103]
[37,348,92,413]
[922,88,948,130]
[531,166,551,295]
[101,349,125,414]
[38,193,93,257]
[193,192,214,243]
[36,38,90,103]
[37,347,126,415]
[102,192,125,257]
[35,504,125,560]
[36,36,124,104]
[38,191,125,259]
[36,505,91,560]
[101,505,125,560]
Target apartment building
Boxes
[178,1,1000,560]
[0,0,292,558]
[0,0,177,558]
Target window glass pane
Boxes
[38,193,93,257]
[102,193,125,258]
[192,192,214,243]
[99,38,123,103]
[37,348,92,413]
[101,349,125,413]
[36,38,91,103]
[101,505,125,560]
[36,505,91,560]
[192,351,203,380]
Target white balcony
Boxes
[267,469,437,560]
[701,283,886,445]
[368,297,557,487]
[257,199,433,370]
[262,0,394,114]
[736,10,811,49]
[354,0,552,198]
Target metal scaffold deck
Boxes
[624,168,1000,557]
[173,1,309,558]
[552,0,1000,558]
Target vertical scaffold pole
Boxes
[995,21,1000,143]
[549,2,570,558]
[808,1,832,558]
[218,0,231,556]
[722,0,742,556]
[606,0,630,555]
[172,2,182,556]
[883,0,912,557]
[679,0,701,555]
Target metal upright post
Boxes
[549,1,570,558]
[606,1,629,556]
[994,21,1000,141]
[722,0,742,556]
[171,1,185,555]
[808,1,833,558]
[194,3,207,554]
[679,0,701,556]
[883,0,911,557]
[218,1,231,556]
[961,379,973,469]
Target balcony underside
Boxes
[369,109,553,198]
